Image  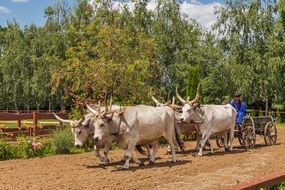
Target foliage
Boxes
[262,181,285,190]
[0,140,16,160]
[0,0,285,110]
[15,136,53,158]
[50,127,74,154]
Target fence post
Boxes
[32,112,37,138]
[17,111,21,129]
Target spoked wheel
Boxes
[242,126,256,150]
[264,121,277,146]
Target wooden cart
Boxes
[216,115,277,150]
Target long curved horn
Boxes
[86,103,99,116]
[172,96,175,106]
[52,112,72,124]
[167,90,172,102]
[189,83,201,104]
[176,85,186,104]
[98,100,101,112]
[151,96,161,106]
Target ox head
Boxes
[176,83,202,123]
[86,101,123,142]
[151,96,183,122]
[52,112,92,147]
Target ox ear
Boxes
[85,119,91,127]
[194,103,201,110]
[119,124,129,135]
[105,114,113,122]
[119,123,130,135]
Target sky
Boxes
[0,0,224,29]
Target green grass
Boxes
[277,123,285,128]
[0,119,60,128]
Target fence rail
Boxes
[0,111,69,141]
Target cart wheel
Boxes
[264,121,277,146]
[242,126,256,150]
[216,134,224,148]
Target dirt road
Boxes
[1,128,285,190]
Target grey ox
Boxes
[177,84,236,156]
[92,105,183,169]
[52,104,120,165]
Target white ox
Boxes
[151,96,212,152]
[177,84,236,156]
[52,104,123,165]
[92,105,183,169]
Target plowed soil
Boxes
[1,128,285,190]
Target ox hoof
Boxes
[101,163,108,166]
[224,147,230,152]
[139,162,145,166]
[148,161,155,165]
[197,153,203,157]
[119,165,129,170]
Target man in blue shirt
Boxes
[230,92,246,128]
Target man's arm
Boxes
[236,102,246,124]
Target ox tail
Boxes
[174,120,185,152]
[135,145,148,156]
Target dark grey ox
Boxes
[92,105,183,169]
[177,84,236,156]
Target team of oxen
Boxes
[53,84,237,169]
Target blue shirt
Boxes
[230,100,246,125]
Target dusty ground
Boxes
[1,128,285,190]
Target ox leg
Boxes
[94,144,104,163]
[223,132,229,151]
[131,153,144,166]
[121,142,136,169]
[198,133,211,156]
[165,135,177,163]
[102,140,112,165]
[229,128,234,152]
[195,135,201,151]
[147,145,153,158]
[149,142,160,164]
[166,145,171,155]
[207,139,214,154]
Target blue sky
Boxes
[0,0,224,28]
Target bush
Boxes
[15,136,53,158]
[0,140,16,160]
[50,127,74,154]
[270,182,285,190]
[15,136,32,158]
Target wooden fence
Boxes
[0,111,69,141]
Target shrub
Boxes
[15,136,53,158]
[50,127,74,154]
[0,140,16,160]
[15,136,32,158]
